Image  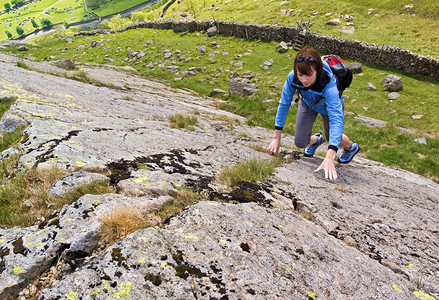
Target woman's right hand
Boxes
[267,130,282,154]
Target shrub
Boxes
[5,30,12,39]
[15,26,24,36]
[41,18,52,28]
[107,14,132,31]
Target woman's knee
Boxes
[294,138,309,149]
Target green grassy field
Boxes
[0,0,89,40]
[154,0,439,58]
[88,0,149,17]
[12,27,438,182]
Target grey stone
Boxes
[197,45,206,55]
[325,18,341,26]
[414,137,427,144]
[0,94,17,103]
[338,26,355,34]
[367,82,377,90]
[54,59,75,70]
[229,80,258,96]
[348,63,362,74]
[276,41,288,53]
[0,112,28,133]
[207,26,217,37]
[49,171,109,198]
[209,89,227,96]
[382,74,403,91]
[17,46,29,51]
[387,92,400,100]
[353,115,387,127]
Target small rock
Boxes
[348,63,362,74]
[0,94,18,103]
[209,89,228,96]
[414,137,427,144]
[367,83,376,90]
[325,18,341,26]
[382,75,403,91]
[207,26,217,37]
[387,92,400,100]
[412,115,423,120]
[55,59,75,70]
[276,41,288,53]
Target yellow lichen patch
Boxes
[35,242,43,247]
[65,290,79,300]
[219,240,227,247]
[76,161,86,167]
[13,266,23,275]
[307,291,316,299]
[285,266,292,272]
[160,262,168,269]
[406,262,414,268]
[0,237,6,243]
[183,234,198,240]
[413,291,436,300]
[391,284,402,292]
[138,258,146,264]
[207,202,219,206]
[134,176,149,184]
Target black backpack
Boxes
[322,55,353,96]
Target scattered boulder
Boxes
[382,75,403,91]
[0,112,28,133]
[209,89,228,96]
[338,26,355,34]
[207,26,217,37]
[414,137,427,144]
[325,18,341,26]
[197,45,206,55]
[91,41,98,47]
[17,46,29,51]
[387,92,400,100]
[229,80,258,96]
[412,114,423,120]
[353,115,387,127]
[49,171,109,198]
[348,63,362,74]
[276,41,288,53]
[55,59,75,70]
[367,83,377,90]
[0,94,17,103]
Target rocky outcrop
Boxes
[0,53,438,300]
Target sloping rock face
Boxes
[0,53,438,299]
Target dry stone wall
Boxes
[77,19,439,79]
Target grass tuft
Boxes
[169,114,198,131]
[216,157,282,187]
[98,206,152,245]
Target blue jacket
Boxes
[275,61,344,151]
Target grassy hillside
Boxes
[0,0,89,40]
[153,0,439,57]
[9,26,438,182]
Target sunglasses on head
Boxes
[295,56,315,62]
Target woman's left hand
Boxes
[314,149,337,180]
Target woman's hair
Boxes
[294,45,323,79]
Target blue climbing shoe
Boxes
[304,133,325,157]
[337,142,360,164]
